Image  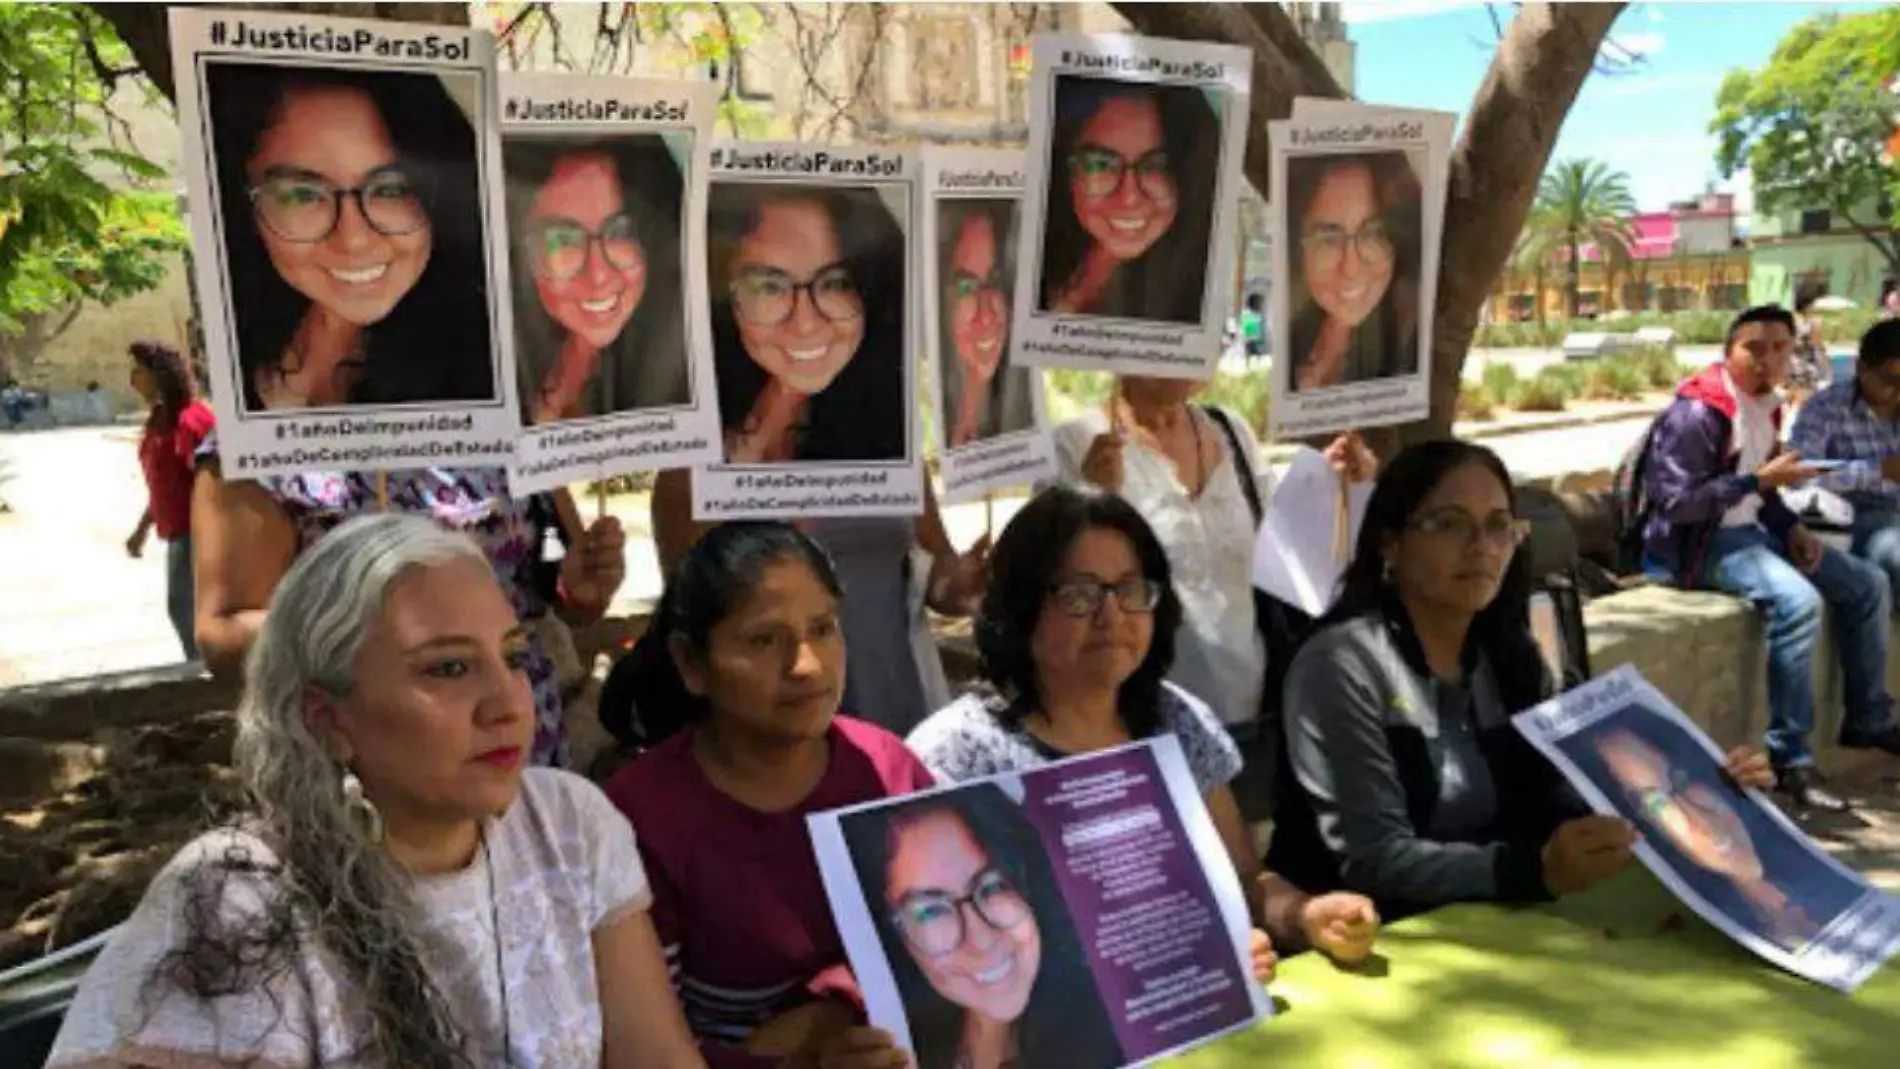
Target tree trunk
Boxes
[1113,2,1624,449]
[88,3,471,103]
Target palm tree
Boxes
[1529,158,1638,319]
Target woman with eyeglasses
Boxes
[938,199,1036,449]
[1268,441,1770,919]
[653,183,986,738]
[1284,151,1423,393]
[1587,729,1809,950]
[1038,78,1221,323]
[506,135,689,423]
[603,521,931,1069]
[838,784,1123,1069]
[206,63,492,411]
[908,485,1376,976]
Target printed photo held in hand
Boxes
[1516,667,1900,992]
[169,8,521,478]
[1268,102,1453,439]
[692,143,926,520]
[1012,34,1251,380]
[500,73,721,494]
[810,739,1269,1069]
[922,149,1055,504]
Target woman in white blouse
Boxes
[47,515,704,1069]
[1053,376,1375,730]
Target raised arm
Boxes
[189,462,297,679]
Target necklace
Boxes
[1185,406,1207,496]
[481,827,514,1068]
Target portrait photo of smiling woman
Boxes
[204,62,496,413]
[1283,149,1425,394]
[707,182,909,464]
[841,782,1125,1069]
[1560,713,1866,956]
[937,198,1038,449]
[1036,77,1221,325]
[505,133,690,424]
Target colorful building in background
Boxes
[1747,196,1897,311]
[1486,190,1751,323]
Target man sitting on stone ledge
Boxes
[1791,319,1900,615]
[1637,305,1900,812]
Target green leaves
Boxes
[0,5,179,342]
[1709,10,1898,264]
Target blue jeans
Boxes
[166,535,198,662]
[1851,506,1900,613]
[1700,525,1894,768]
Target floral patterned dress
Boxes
[199,436,568,766]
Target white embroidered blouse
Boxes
[46,768,650,1069]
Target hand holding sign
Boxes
[1541,814,1638,896]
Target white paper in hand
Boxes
[1252,446,1354,617]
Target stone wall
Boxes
[9,257,192,416]
[1586,583,1900,759]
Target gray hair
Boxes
[166,514,491,1068]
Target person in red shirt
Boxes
[125,340,215,660]
[604,521,928,1069]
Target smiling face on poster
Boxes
[692,143,924,520]
[498,73,720,495]
[1267,104,1453,440]
[808,739,1268,1069]
[1515,667,1900,992]
[923,149,1056,504]
[168,8,519,478]
[1011,34,1252,381]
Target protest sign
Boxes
[810,737,1268,1069]
[922,148,1056,504]
[693,143,925,519]
[1267,101,1454,439]
[169,7,519,478]
[1516,666,1900,992]
[1012,34,1252,381]
[500,72,721,495]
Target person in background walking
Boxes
[1789,289,1829,407]
[125,340,216,661]
[1241,291,1267,362]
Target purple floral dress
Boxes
[199,437,568,766]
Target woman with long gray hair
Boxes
[45,515,704,1069]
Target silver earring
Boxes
[341,767,385,844]
[1382,558,1396,584]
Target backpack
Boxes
[1610,413,1664,576]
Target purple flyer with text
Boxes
[809,737,1269,1069]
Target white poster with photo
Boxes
[1011,33,1252,381]
[922,148,1057,504]
[169,7,520,478]
[692,143,925,520]
[1515,667,1900,993]
[809,737,1269,1069]
[499,73,721,495]
[1267,102,1454,440]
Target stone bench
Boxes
[1587,583,1900,760]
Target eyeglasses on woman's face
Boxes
[730,264,863,327]
[1047,576,1162,618]
[527,212,642,281]
[1407,509,1530,549]
[250,165,428,243]
[950,270,1007,324]
[1301,219,1395,273]
[891,866,1032,957]
[1067,146,1174,202]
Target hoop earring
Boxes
[341,767,385,844]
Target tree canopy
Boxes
[1712,8,1900,269]
[0,4,184,378]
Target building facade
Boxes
[1747,199,1898,310]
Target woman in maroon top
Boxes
[605,521,927,1069]
[125,340,215,660]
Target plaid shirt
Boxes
[1788,377,1900,510]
